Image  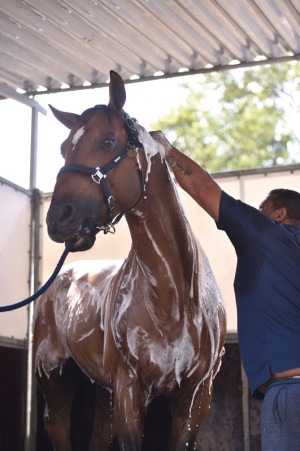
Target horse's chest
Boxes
[113,301,199,390]
[57,266,207,391]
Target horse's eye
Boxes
[103,138,115,149]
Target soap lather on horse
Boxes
[33,70,226,450]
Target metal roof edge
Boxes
[212,163,300,179]
[23,54,300,97]
[0,176,32,196]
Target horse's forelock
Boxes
[81,105,126,125]
[81,104,109,117]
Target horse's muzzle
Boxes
[47,219,97,252]
[46,196,100,252]
[66,233,96,252]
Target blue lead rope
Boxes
[0,224,99,313]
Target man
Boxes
[151,131,300,451]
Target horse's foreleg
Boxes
[37,359,83,451]
[171,376,213,451]
[114,369,146,450]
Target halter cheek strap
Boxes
[57,112,144,234]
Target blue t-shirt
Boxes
[217,191,300,396]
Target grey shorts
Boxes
[261,377,300,451]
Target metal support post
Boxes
[241,362,250,451]
[25,106,41,451]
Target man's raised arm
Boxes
[150,131,222,222]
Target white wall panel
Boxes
[0,182,31,339]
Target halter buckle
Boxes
[92,167,106,184]
[96,224,116,235]
[108,195,115,210]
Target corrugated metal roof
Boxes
[0,0,300,97]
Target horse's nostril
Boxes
[60,205,74,223]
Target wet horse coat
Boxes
[33,70,226,450]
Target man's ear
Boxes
[276,207,288,222]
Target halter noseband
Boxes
[57,112,144,235]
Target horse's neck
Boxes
[126,155,198,288]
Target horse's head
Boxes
[47,70,144,252]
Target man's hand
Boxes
[149,130,173,158]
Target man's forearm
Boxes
[150,130,222,221]
[165,146,222,222]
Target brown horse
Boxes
[33,70,226,450]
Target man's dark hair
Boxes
[269,188,300,221]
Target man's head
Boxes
[259,188,300,225]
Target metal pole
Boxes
[25,106,40,451]
[241,363,250,451]
[29,107,38,190]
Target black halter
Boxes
[57,112,144,234]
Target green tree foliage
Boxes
[151,62,300,171]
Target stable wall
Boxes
[0,179,31,341]
[0,179,30,451]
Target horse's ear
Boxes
[108,70,126,112]
[49,105,80,129]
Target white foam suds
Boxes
[135,123,162,182]
[76,328,95,343]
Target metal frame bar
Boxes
[25,188,41,451]
[212,163,300,179]
[0,336,27,350]
[26,54,300,96]
[25,105,45,451]
[241,364,250,451]
[0,83,46,114]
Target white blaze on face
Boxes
[72,126,85,151]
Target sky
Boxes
[0,75,191,192]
